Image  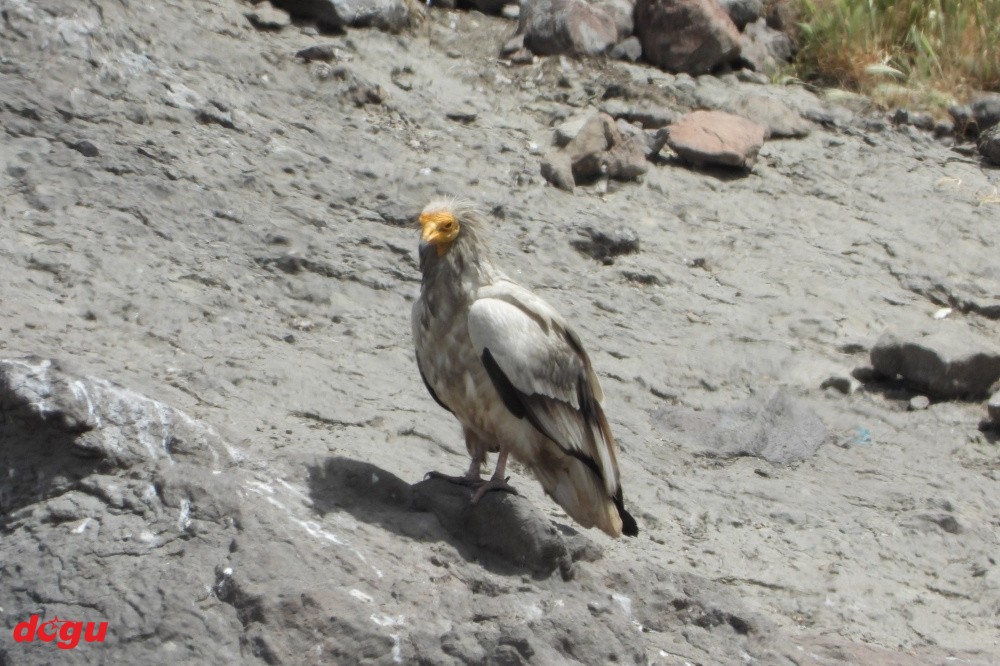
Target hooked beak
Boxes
[418,212,456,256]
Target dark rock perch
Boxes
[412,478,600,579]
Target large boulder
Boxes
[519,0,619,56]
[666,109,766,169]
[870,324,1000,399]
[634,0,741,75]
[271,0,414,32]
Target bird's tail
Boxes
[530,453,638,538]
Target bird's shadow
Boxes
[0,380,104,521]
[306,456,601,579]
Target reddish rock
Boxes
[666,110,766,169]
[634,0,741,75]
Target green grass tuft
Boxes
[793,0,1000,111]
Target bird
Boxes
[411,198,638,538]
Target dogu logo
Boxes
[12,615,108,650]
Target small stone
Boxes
[609,36,642,62]
[908,395,931,411]
[554,109,600,146]
[600,99,676,129]
[501,33,525,56]
[933,119,954,138]
[737,17,792,74]
[501,3,520,19]
[615,120,669,158]
[245,3,292,30]
[933,307,952,320]
[571,226,640,262]
[950,94,1000,137]
[509,49,534,65]
[345,84,387,106]
[820,376,853,395]
[970,94,1000,132]
[851,366,878,383]
[295,44,342,62]
[446,106,478,123]
[70,140,99,157]
[988,390,1000,425]
[735,69,770,85]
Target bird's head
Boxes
[418,202,461,256]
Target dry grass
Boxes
[793,0,1000,111]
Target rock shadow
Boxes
[853,371,928,402]
[853,366,989,404]
[306,456,600,579]
[0,384,104,520]
[661,155,753,181]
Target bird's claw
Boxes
[424,470,484,487]
[470,477,518,504]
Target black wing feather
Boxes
[418,360,453,414]
[481,348,638,537]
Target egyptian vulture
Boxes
[411,198,638,538]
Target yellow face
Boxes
[419,210,460,256]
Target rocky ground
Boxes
[2,0,999,664]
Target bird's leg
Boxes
[470,447,517,503]
[425,452,485,486]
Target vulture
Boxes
[411,198,638,538]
